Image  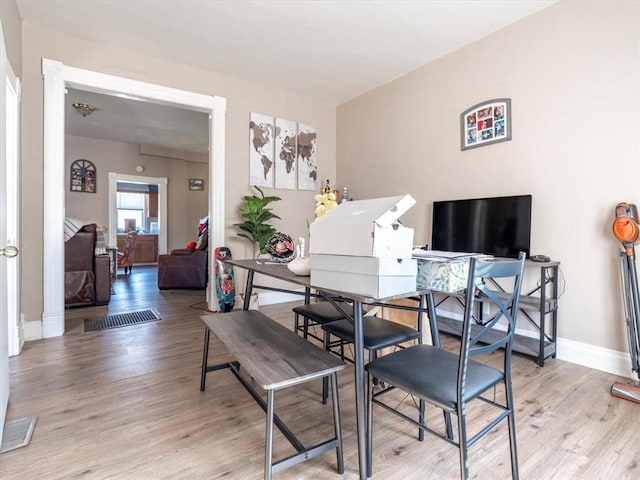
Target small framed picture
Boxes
[189,178,204,191]
[70,158,97,193]
[461,98,511,150]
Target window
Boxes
[117,192,148,232]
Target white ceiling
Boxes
[18,0,556,153]
[65,88,210,155]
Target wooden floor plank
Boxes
[2,266,640,479]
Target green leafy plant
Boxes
[235,186,282,257]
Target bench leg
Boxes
[294,312,300,335]
[322,331,330,404]
[200,327,210,391]
[265,389,275,480]
[367,371,373,478]
[330,372,345,474]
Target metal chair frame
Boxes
[366,254,526,479]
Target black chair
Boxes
[293,301,352,343]
[366,253,526,479]
[294,300,424,406]
[321,306,423,405]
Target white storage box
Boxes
[309,194,415,258]
[310,254,417,298]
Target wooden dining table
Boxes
[225,259,439,480]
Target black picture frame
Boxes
[461,98,511,150]
[189,178,204,191]
[70,159,97,193]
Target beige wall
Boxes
[65,135,209,250]
[0,0,21,75]
[337,1,640,353]
[20,22,336,328]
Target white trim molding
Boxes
[42,58,227,336]
[108,173,168,254]
[556,337,634,380]
[436,307,634,379]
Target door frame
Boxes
[1,21,21,443]
[108,173,168,255]
[42,58,226,337]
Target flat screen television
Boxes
[431,194,532,258]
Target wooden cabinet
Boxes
[148,192,158,217]
[117,234,158,264]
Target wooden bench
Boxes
[200,310,346,480]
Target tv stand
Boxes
[435,259,559,366]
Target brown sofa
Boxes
[65,224,111,307]
[157,248,208,289]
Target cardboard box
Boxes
[309,194,415,258]
[310,254,417,298]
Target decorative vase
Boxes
[287,256,310,276]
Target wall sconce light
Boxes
[135,165,145,173]
[72,102,97,117]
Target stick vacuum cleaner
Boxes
[611,202,640,403]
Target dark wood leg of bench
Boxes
[200,327,210,391]
[331,372,344,474]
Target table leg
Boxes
[243,270,255,311]
[426,292,440,348]
[353,300,368,479]
[200,327,210,391]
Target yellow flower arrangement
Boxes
[314,192,338,217]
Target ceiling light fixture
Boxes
[72,102,97,117]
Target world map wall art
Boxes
[460,98,511,150]
[249,112,317,191]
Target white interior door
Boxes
[0,24,21,443]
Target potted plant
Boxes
[235,186,282,258]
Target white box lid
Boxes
[311,194,416,228]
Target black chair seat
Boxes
[293,302,352,325]
[366,344,503,410]
[322,316,421,351]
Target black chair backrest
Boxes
[458,252,526,380]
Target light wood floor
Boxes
[2,266,640,479]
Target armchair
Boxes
[157,248,208,289]
[158,220,208,290]
[65,223,111,307]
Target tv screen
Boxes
[431,194,532,258]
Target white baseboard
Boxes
[257,288,306,306]
[436,307,635,379]
[556,337,634,379]
[22,320,43,342]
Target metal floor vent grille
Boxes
[1,416,37,453]
[84,309,161,332]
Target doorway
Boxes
[42,59,227,337]
[109,173,168,258]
